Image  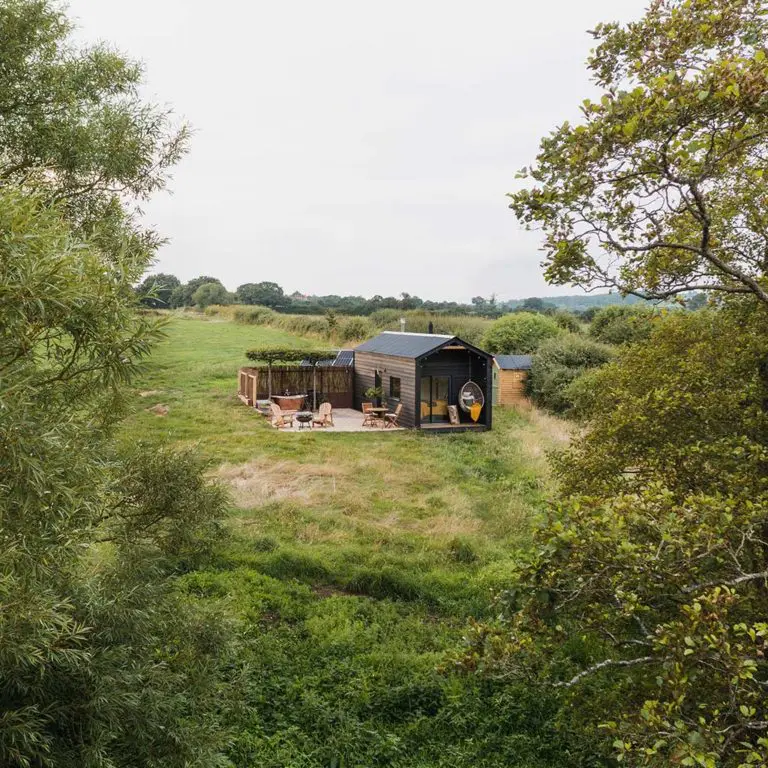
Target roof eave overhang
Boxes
[415,336,492,362]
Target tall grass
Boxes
[121,313,581,767]
[203,304,492,346]
[371,310,491,346]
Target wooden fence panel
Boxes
[237,366,354,408]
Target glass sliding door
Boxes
[420,375,451,423]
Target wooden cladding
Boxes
[497,369,529,405]
[354,351,417,427]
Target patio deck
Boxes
[269,407,404,433]
[420,422,487,433]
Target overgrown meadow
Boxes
[121,313,590,767]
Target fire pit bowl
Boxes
[295,410,313,430]
[272,394,306,411]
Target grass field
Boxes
[121,312,576,767]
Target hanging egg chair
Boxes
[458,381,484,422]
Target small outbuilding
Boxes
[493,354,533,406]
[354,332,493,431]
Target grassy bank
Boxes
[202,303,494,346]
[122,313,580,767]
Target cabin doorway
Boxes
[420,375,450,423]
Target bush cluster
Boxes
[483,312,562,354]
[588,304,657,345]
[526,334,614,414]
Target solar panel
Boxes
[333,350,354,367]
[299,350,354,367]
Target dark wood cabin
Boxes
[354,332,493,432]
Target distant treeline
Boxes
[135,273,705,316]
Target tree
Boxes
[0,188,231,767]
[464,488,768,767]
[399,292,423,310]
[520,297,557,314]
[192,281,231,309]
[685,291,709,310]
[235,281,285,308]
[0,5,235,764]
[483,312,562,354]
[556,308,768,498]
[471,295,503,318]
[464,307,768,766]
[476,2,768,763]
[509,0,768,307]
[588,304,657,346]
[136,272,180,308]
[170,276,224,308]
[0,0,189,270]
[551,309,582,333]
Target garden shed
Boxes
[493,355,532,406]
[354,332,493,431]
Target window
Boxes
[390,376,401,399]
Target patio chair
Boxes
[313,402,334,428]
[270,402,294,429]
[384,403,403,428]
[362,402,381,428]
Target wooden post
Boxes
[312,363,317,412]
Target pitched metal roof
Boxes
[354,331,455,358]
[495,354,533,370]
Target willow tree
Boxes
[0,4,234,765]
[0,188,234,767]
[510,0,768,307]
[0,0,188,271]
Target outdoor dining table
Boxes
[369,406,388,427]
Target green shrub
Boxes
[448,537,479,564]
[232,305,276,325]
[561,367,605,420]
[483,312,562,354]
[552,309,582,333]
[527,334,614,414]
[588,304,657,345]
[337,316,374,343]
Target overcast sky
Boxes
[67,0,647,302]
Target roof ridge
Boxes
[380,331,453,337]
